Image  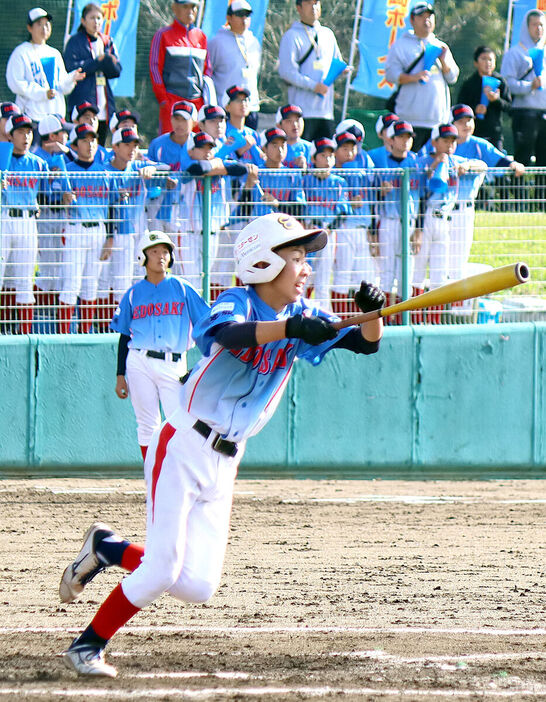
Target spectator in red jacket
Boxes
[149,0,213,135]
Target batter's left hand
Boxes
[354,281,385,313]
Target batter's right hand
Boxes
[115,376,129,399]
[285,314,337,345]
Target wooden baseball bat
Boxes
[332,262,530,330]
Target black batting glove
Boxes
[285,314,337,345]
[354,281,386,313]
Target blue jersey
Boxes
[283,139,311,169]
[110,275,209,353]
[4,151,48,209]
[183,167,229,233]
[249,168,306,218]
[455,136,504,166]
[106,158,150,235]
[372,149,420,219]
[301,171,351,228]
[225,123,264,166]
[338,153,375,229]
[345,149,371,170]
[147,133,192,221]
[65,159,111,221]
[417,153,468,212]
[368,145,390,167]
[184,285,352,442]
[33,146,71,205]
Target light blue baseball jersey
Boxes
[455,136,506,166]
[301,171,351,228]
[249,168,306,218]
[283,139,311,169]
[147,133,192,221]
[225,123,264,166]
[416,154,468,212]
[183,285,353,442]
[371,149,420,219]
[338,153,375,228]
[65,159,111,220]
[4,151,49,209]
[110,275,209,353]
[368,145,390,167]
[183,167,230,233]
[33,146,71,205]
[105,158,150,235]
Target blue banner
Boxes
[201,0,268,42]
[70,0,140,97]
[351,0,434,98]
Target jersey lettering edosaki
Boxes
[4,152,49,208]
[184,285,352,442]
[65,160,111,220]
[110,275,209,353]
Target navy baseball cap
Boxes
[275,104,303,122]
[387,120,416,138]
[109,109,139,132]
[171,100,197,120]
[70,123,98,143]
[222,84,251,107]
[451,104,475,121]
[187,131,215,150]
[71,101,99,121]
[5,114,33,134]
[375,112,399,135]
[335,119,364,142]
[197,104,226,122]
[431,123,458,140]
[0,102,20,120]
[112,127,140,145]
[335,131,358,147]
[410,1,434,16]
[310,137,336,157]
[261,127,287,147]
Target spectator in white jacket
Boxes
[208,0,262,131]
[6,7,84,128]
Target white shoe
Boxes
[59,522,114,603]
[63,643,118,678]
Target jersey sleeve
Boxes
[110,288,133,336]
[192,289,249,356]
[182,280,210,325]
[291,301,354,366]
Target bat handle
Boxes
[331,309,382,330]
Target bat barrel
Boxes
[515,262,530,284]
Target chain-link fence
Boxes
[0,166,544,334]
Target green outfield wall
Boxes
[1,323,545,478]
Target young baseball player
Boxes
[331,130,375,316]
[223,85,264,166]
[301,137,351,308]
[0,102,20,142]
[110,231,209,460]
[58,123,112,333]
[70,101,110,163]
[59,212,384,678]
[372,120,420,319]
[1,113,49,333]
[109,108,140,135]
[275,103,311,169]
[334,119,368,168]
[367,113,399,166]
[413,123,486,323]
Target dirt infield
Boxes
[1,478,546,700]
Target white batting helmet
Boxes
[137,231,175,268]
[234,213,327,285]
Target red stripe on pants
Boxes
[151,423,176,520]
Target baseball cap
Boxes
[70,123,98,143]
[28,7,52,24]
[276,103,303,123]
[386,120,416,138]
[227,0,252,14]
[222,84,251,108]
[410,1,434,16]
[187,131,215,150]
[5,114,33,134]
[335,131,358,147]
[375,113,399,135]
[310,137,336,157]
[261,127,287,147]
[109,109,139,132]
[0,102,20,120]
[38,114,69,136]
[335,119,364,142]
[451,103,475,121]
[431,123,458,140]
[197,104,226,122]
[71,101,99,121]
[171,100,197,120]
[112,127,141,145]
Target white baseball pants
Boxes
[177,231,219,294]
[35,208,64,293]
[412,210,450,290]
[448,203,475,281]
[332,226,376,294]
[126,349,187,446]
[310,230,336,309]
[59,222,107,306]
[0,212,38,305]
[378,217,414,293]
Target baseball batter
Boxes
[59,212,384,677]
[110,231,209,460]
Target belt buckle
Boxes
[211,433,225,453]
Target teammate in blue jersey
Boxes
[367,113,399,166]
[70,102,110,164]
[58,123,112,333]
[373,121,420,318]
[223,85,264,166]
[334,119,369,169]
[413,123,486,323]
[276,103,311,169]
[109,230,209,461]
[59,212,384,678]
[331,129,376,316]
[301,137,351,308]
[146,100,195,235]
[1,113,49,333]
